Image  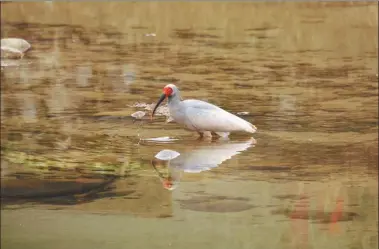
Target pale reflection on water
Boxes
[1,2,378,249]
[152,137,256,190]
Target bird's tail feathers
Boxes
[245,124,257,133]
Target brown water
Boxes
[1,2,378,249]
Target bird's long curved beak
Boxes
[151,93,166,119]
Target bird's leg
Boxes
[211,131,230,141]
[214,132,230,138]
[211,131,220,138]
[202,131,212,138]
[196,131,212,140]
[197,131,204,138]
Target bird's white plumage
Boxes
[183,99,256,133]
[158,84,257,137]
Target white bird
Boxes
[151,84,257,138]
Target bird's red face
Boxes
[151,85,175,119]
[163,86,173,97]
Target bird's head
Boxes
[162,84,178,97]
[151,84,179,119]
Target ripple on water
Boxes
[178,194,255,213]
[271,208,359,224]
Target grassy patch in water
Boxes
[1,148,146,177]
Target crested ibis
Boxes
[151,84,257,138]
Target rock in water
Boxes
[131,111,146,119]
[154,149,180,160]
[1,38,31,59]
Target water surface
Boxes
[1,2,378,249]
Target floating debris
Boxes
[131,111,146,119]
[129,102,170,117]
[129,102,150,108]
[145,33,156,37]
[154,149,180,160]
[143,136,179,143]
[1,59,22,67]
[237,111,249,116]
[1,38,31,59]
[166,116,174,123]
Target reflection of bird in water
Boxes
[151,137,256,190]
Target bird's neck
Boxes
[168,94,182,106]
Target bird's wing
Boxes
[184,103,253,132]
[182,99,223,110]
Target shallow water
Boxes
[1,2,378,249]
